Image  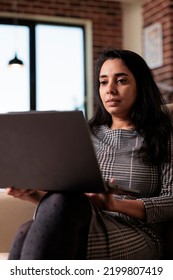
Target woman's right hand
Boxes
[6,187,47,204]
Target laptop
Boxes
[0,110,139,196]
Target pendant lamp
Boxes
[8,53,24,66]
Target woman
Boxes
[7,49,173,259]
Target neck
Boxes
[111,117,134,130]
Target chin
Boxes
[107,108,120,115]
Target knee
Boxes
[36,192,92,222]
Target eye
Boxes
[116,78,128,85]
[99,80,107,86]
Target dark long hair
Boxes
[89,49,173,164]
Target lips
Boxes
[106,99,121,106]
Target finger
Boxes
[6,187,14,195]
[109,178,116,184]
[6,188,26,197]
[23,189,36,196]
[85,193,95,196]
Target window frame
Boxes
[0,13,93,118]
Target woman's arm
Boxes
[86,193,146,220]
[140,136,173,224]
[111,198,145,220]
[6,187,46,204]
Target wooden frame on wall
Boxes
[143,22,163,69]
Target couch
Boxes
[0,190,35,259]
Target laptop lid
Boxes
[0,110,108,193]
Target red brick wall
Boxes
[0,0,122,70]
[143,0,173,102]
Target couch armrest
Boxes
[0,191,35,253]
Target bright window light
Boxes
[36,25,85,112]
[0,24,30,113]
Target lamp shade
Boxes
[8,53,24,66]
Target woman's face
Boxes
[99,58,137,119]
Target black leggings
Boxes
[8,192,92,260]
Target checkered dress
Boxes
[86,126,173,259]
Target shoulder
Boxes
[90,125,109,149]
[91,125,109,139]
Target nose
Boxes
[106,82,117,95]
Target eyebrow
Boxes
[99,73,128,78]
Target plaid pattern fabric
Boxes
[86,126,173,259]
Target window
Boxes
[0,24,29,113]
[0,16,92,117]
[36,24,84,112]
